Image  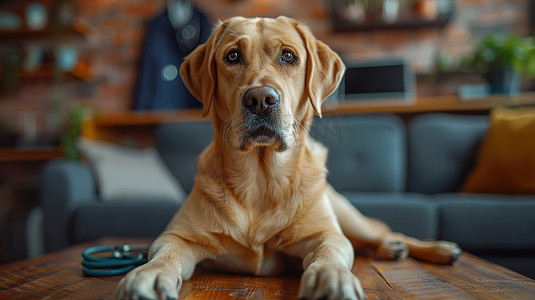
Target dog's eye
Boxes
[225,50,240,64]
[282,51,296,64]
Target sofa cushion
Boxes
[156,122,213,193]
[435,193,535,250]
[408,114,488,194]
[312,115,406,192]
[461,107,535,194]
[72,202,180,243]
[77,138,185,203]
[342,192,437,239]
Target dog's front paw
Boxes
[298,262,365,300]
[115,264,181,300]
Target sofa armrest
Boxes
[40,159,96,252]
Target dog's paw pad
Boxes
[376,240,408,261]
[446,244,462,265]
[428,241,462,265]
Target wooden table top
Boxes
[1,237,534,299]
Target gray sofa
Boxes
[40,113,535,279]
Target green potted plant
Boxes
[61,104,94,160]
[465,33,535,95]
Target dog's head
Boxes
[180,16,345,153]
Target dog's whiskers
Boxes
[286,118,306,156]
[290,118,314,156]
[293,118,311,139]
[220,115,234,151]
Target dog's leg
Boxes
[285,233,365,300]
[383,232,462,265]
[327,184,461,264]
[115,234,207,300]
[326,184,408,261]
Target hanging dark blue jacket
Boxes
[134,6,211,110]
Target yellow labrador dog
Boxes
[116,16,461,300]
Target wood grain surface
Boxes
[1,237,534,299]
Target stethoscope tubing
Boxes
[81,245,149,277]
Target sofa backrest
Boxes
[311,114,406,192]
[407,114,488,194]
[156,122,213,193]
[156,113,488,195]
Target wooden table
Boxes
[1,237,535,299]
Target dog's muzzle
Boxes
[240,86,288,152]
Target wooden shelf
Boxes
[82,109,206,142]
[89,109,205,127]
[84,92,535,129]
[80,92,535,144]
[0,27,51,40]
[322,92,535,115]
[0,147,63,162]
[329,0,455,32]
[332,14,452,32]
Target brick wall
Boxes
[0,0,166,140]
[0,0,530,138]
[192,0,529,71]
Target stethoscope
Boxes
[81,244,149,277]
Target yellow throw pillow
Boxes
[460,107,535,194]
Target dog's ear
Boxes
[293,21,345,118]
[180,22,228,117]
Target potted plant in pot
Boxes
[364,0,404,23]
[334,0,366,23]
[465,33,535,95]
[412,0,438,20]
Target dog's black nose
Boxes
[242,86,279,115]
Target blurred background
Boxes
[0,0,534,264]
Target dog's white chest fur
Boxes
[201,242,290,276]
[201,184,300,275]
